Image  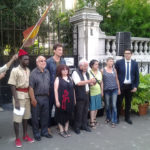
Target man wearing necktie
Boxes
[115,49,139,124]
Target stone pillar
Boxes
[70,7,106,62]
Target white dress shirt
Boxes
[72,71,89,92]
[124,59,131,84]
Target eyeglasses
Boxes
[39,60,46,62]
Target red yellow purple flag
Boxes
[22,2,52,48]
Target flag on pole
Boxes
[22,2,52,48]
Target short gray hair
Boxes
[106,57,114,62]
[78,58,88,66]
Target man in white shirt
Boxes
[72,58,96,134]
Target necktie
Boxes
[126,62,129,80]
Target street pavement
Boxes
[0,109,150,150]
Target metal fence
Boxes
[99,59,150,74]
[0,10,75,56]
[0,9,78,104]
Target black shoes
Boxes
[81,126,91,132]
[74,128,80,134]
[41,134,53,138]
[125,119,133,125]
[34,133,53,141]
[34,136,41,141]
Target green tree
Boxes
[79,0,150,37]
[0,0,52,55]
[0,0,75,56]
[104,0,150,37]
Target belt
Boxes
[16,88,29,93]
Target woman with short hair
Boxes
[101,57,120,128]
[89,59,103,128]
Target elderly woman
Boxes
[54,64,76,138]
[101,57,120,128]
[89,59,103,128]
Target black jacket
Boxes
[115,59,139,89]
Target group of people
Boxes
[0,43,139,148]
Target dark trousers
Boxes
[117,84,132,120]
[31,96,49,137]
[48,88,55,127]
[74,95,89,129]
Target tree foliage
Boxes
[0,0,52,54]
[0,0,75,55]
[78,0,150,37]
[0,0,51,25]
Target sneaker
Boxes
[15,138,22,148]
[23,135,34,143]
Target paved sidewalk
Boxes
[0,110,150,150]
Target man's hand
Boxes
[31,99,37,107]
[12,54,18,61]
[131,87,137,93]
[90,78,96,84]
[15,100,20,110]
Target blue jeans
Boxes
[104,89,118,124]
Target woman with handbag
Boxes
[89,59,103,128]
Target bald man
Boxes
[29,56,52,141]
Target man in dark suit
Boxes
[115,49,139,125]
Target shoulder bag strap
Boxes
[90,71,101,85]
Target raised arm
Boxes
[6,54,18,69]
